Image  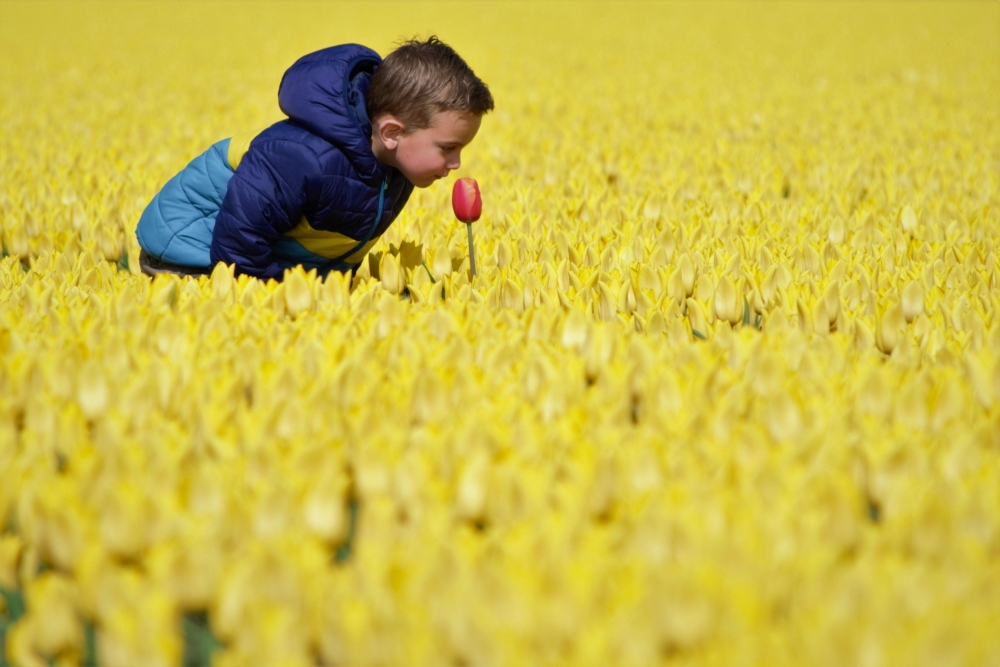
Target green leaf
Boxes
[82,621,98,667]
[0,587,25,622]
[335,498,360,564]
[182,612,224,667]
[1,587,26,666]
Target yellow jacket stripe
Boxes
[283,217,380,264]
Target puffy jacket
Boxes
[135,44,414,280]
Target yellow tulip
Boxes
[876,302,906,355]
[764,392,803,442]
[24,573,83,658]
[713,276,741,325]
[901,279,925,322]
[210,262,235,303]
[678,253,696,297]
[283,268,313,317]
[379,252,403,296]
[0,534,23,589]
[75,359,108,419]
[901,205,918,234]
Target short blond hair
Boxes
[367,36,494,131]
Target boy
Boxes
[136,37,493,280]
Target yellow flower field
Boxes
[1,1,999,665]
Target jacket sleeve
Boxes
[210,140,320,280]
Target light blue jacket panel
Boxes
[135,139,234,268]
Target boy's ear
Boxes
[375,116,405,150]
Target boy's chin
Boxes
[412,176,440,189]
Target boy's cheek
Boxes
[411,156,444,180]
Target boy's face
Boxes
[372,110,481,188]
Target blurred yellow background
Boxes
[1,2,998,665]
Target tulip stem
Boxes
[467,225,477,279]
[421,260,436,283]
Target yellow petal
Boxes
[686,298,707,338]
[828,216,845,244]
[679,253,696,296]
[501,278,524,312]
[283,269,313,316]
[713,276,740,325]
[901,205,918,233]
[765,392,802,442]
[380,252,402,295]
[0,534,24,589]
[877,302,906,355]
[26,573,83,656]
[561,308,590,351]
[901,279,924,322]
[77,359,108,419]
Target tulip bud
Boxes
[452,178,482,223]
[453,178,482,278]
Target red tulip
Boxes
[452,178,482,224]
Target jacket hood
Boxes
[278,44,384,183]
